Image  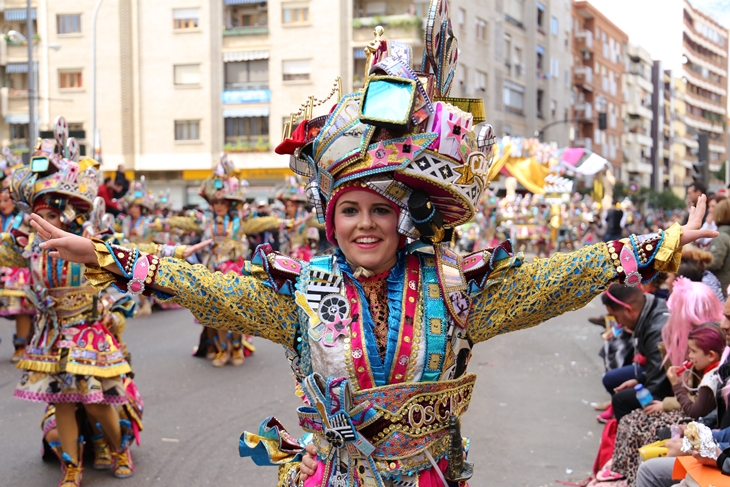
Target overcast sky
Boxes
[585,0,729,74]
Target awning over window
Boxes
[223,50,270,62]
[6,114,29,124]
[223,107,270,118]
[536,45,545,56]
[6,62,29,74]
[353,48,366,60]
[4,8,37,21]
[537,2,546,11]
[173,8,199,19]
[224,0,267,5]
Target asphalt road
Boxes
[0,297,611,487]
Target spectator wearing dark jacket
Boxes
[113,164,130,199]
[602,284,671,420]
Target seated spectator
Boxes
[601,285,672,422]
[679,244,725,302]
[600,323,727,486]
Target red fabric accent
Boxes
[634,353,647,366]
[32,199,58,214]
[275,119,309,155]
[97,183,119,210]
[593,419,618,476]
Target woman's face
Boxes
[212,200,230,217]
[0,191,14,216]
[37,208,64,230]
[129,204,142,218]
[284,200,298,219]
[708,199,717,221]
[333,190,399,275]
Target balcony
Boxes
[0,87,29,118]
[626,102,653,121]
[574,137,592,151]
[6,43,28,63]
[575,30,593,51]
[573,65,594,91]
[574,101,593,119]
[624,160,653,174]
[352,15,423,47]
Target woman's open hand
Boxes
[680,194,718,246]
[299,443,318,482]
[30,213,97,265]
[182,239,212,259]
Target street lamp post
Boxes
[26,0,35,145]
[92,0,105,161]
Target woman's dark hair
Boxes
[678,261,704,282]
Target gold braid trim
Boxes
[277,462,301,487]
[174,245,187,260]
[17,359,60,373]
[242,216,282,236]
[654,223,682,273]
[64,362,132,378]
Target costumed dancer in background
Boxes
[0,176,35,361]
[28,14,716,487]
[276,176,324,257]
[7,118,137,486]
[173,154,280,366]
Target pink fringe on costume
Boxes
[662,277,724,367]
[13,389,128,405]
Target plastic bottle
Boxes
[635,384,654,408]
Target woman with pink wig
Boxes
[662,277,725,368]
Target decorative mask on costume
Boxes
[10,116,100,225]
[199,153,247,205]
[276,0,501,246]
[123,176,155,212]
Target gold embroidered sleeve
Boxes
[468,243,617,344]
[0,233,26,268]
[154,257,299,346]
[241,216,282,236]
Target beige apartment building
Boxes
[621,43,654,188]
[0,0,574,205]
[682,0,728,178]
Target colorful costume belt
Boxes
[297,372,476,482]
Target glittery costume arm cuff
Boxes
[166,216,202,233]
[466,229,682,344]
[0,232,26,268]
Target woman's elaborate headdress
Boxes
[10,116,100,223]
[276,0,500,243]
[123,176,155,211]
[199,153,247,204]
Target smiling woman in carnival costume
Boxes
[29,5,715,487]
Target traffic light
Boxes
[598,112,607,130]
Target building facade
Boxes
[0,1,576,204]
[682,0,728,180]
[571,0,627,178]
[622,43,654,188]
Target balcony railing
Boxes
[224,82,269,91]
[575,30,593,51]
[223,26,269,36]
[222,89,271,104]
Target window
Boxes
[551,16,558,35]
[283,59,311,81]
[174,64,201,85]
[537,89,544,118]
[504,34,511,66]
[173,8,199,29]
[507,0,524,24]
[365,1,386,16]
[536,45,544,71]
[9,123,28,140]
[503,81,524,111]
[57,14,81,34]
[476,18,487,41]
[59,71,83,89]
[536,3,545,28]
[225,60,269,90]
[551,57,559,77]
[458,8,465,31]
[550,99,557,118]
[225,116,269,141]
[476,70,487,92]
[283,6,309,25]
[175,120,200,141]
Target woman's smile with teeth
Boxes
[355,237,380,244]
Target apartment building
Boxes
[682,0,728,178]
[621,43,654,188]
[571,0,627,176]
[0,1,576,203]
[669,75,695,196]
